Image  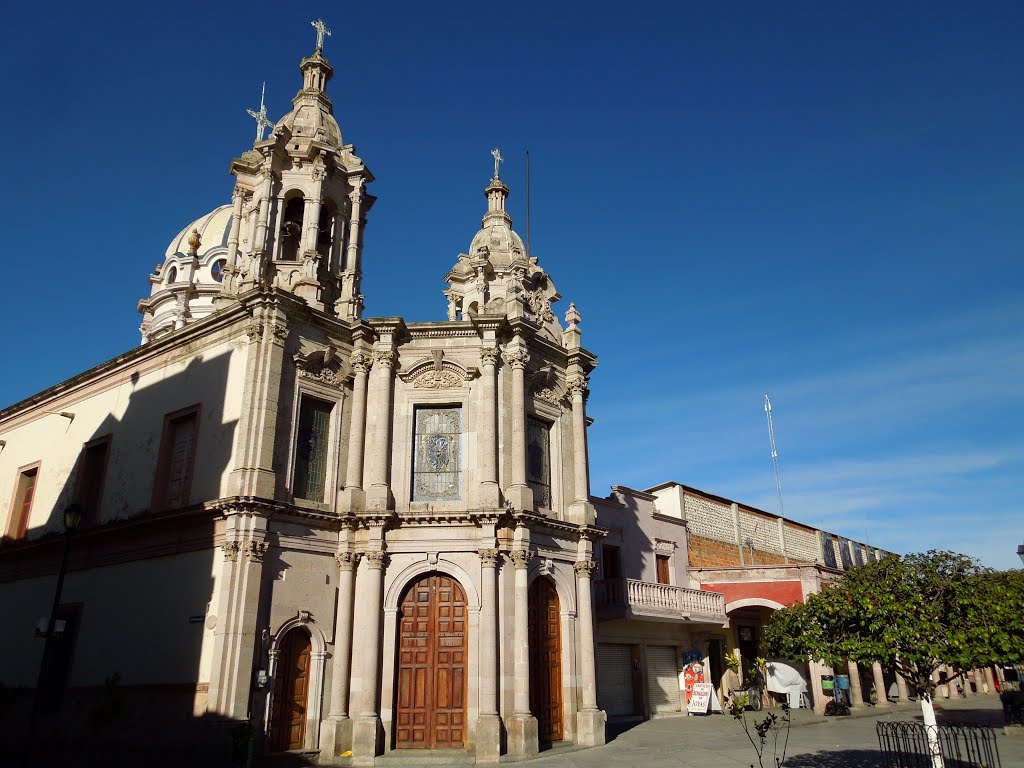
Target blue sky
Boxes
[1,2,1021,567]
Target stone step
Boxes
[375,750,476,767]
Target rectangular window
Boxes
[75,437,111,526]
[293,396,334,502]
[5,465,39,540]
[656,554,671,585]
[602,544,621,579]
[412,406,461,502]
[526,418,551,508]
[154,406,199,512]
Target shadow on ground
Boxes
[787,749,981,768]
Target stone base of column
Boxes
[351,715,382,765]
[575,708,606,747]
[566,500,596,526]
[318,716,353,758]
[504,485,534,513]
[477,481,502,509]
[505,713,538,758]
[338,486,366,513]
[365,485,393,512]
[475,714,504,763]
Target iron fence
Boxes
[877,721,1001,768]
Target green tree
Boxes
[762,551,1024,768]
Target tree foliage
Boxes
[761,551,1024,699]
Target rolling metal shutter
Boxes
[597,644,635,717]
[646,646,680,714]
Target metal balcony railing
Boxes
[595,578,726,623]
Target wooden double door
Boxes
[529,577,563,743]
[269,629,312,752]
[395,574,468,748]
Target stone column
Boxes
[502,344,533,511]
[253,164,274,268]
[477,347,501,508]
[574,559,606,746]
[848,660,866,709]
[477,548,502,762]
[342,180,365,320]
[365,349,396,511]
[225,186,245,285]
[896,671,911,703]
[320,551,360,755]
[352,549,386,762]
[871,662,891,707]
[809,661,829,714]
[983,666,996,694]
[568,375,590,505]
[340,351,372,511]
[506,548,538,757]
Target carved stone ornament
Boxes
[350,351,373,375]
[528,365,562,406]
[478,548,501,567]
[479,347,500,368]
[413,369,464,389]
[526,288,556,323]
[295,346,344,388]
[573,559,598,578]
[365,550,388,570]
[271,323,289,341]
[502,348,530,370]
[509,549,533,570]
[375,349,397,369]
[567,375,588,398]
[311,165,327,182]
[245,540,269,563]
[246,321,264,341]
[335,551,360,571]
[297,609,313,623]
[222,541,241,562]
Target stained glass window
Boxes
[293,396,333,502]
[527,418,551,509]
[412,407,461,501]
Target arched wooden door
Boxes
[529,577,563,743]
[395,574,468,749]
[269,629,312,752]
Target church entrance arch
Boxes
[268,628,312,752]
[394,573,468,749]
[528,576,563,743]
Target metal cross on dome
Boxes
[491,148,503,179]
[246,82,273,142]
[311,19,332,52]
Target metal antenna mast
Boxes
[764,394,785,518]
[525,149,532,258]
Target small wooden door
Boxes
[656,555,671,585]
[395,574,467,749]
[269,630,312,752]
[528,578,563,743]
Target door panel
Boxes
[269,630,312,752]
[529,578,563,743]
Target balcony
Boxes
[595,578,727,625]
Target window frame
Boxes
[601,544,622,580]
[526,399,564,515]
[526,416,553,511]
[151,404,201,513]
[5,461,42,541]
[410,404,463,503]
[74,435,112,527]
[286,381,344,510]
[655,553,672,585]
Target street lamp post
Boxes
[23,503,83,766]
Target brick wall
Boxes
[783,522,819,563]
[688,533,789,568]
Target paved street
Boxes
[524,697,1022,767]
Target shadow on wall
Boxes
[0,352,241,765]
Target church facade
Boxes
[0,27,605,764]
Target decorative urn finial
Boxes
[187,229,202,253]
[565,302,581,329]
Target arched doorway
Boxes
[268,629,312,752]
[528,577,563,743]
[394,573,468,749]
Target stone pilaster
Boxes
[566,374,595,524]
[848,660,866,709]
[502,342,533,511]
[871,662,891,707]
[506,547,538,757]
[352,548,387,764]
[339,351,372,511]
[573,558,606,746]
[476,548,503,762]
[365,348,396,511]
[477,347,501,509]
[983,666,996,694]
[222,186,246,294]
[320,551,360,756]
[341,179,366,320]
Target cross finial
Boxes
[246,82,273,143]
[491,148,503,179]
[311,19,332,52]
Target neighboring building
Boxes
[0,29,605,765]
[594,482,898,718]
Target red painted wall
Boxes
[702,580,804,608]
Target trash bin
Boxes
[835,675,851,707]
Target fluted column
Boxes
[365,349,396,511]
[477,548,502,762]
[847,660,865,708]
[506,547,538,757]
[340,352,371,511]
[320,551,360,755]
[574,558,605,745]
[567,375,590,504]
[503,343,533,511]
[871,662,890,707]
[342,180,365,320]
[224,186,245,287]
[478,347,501,508]
[352,549,387,760]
